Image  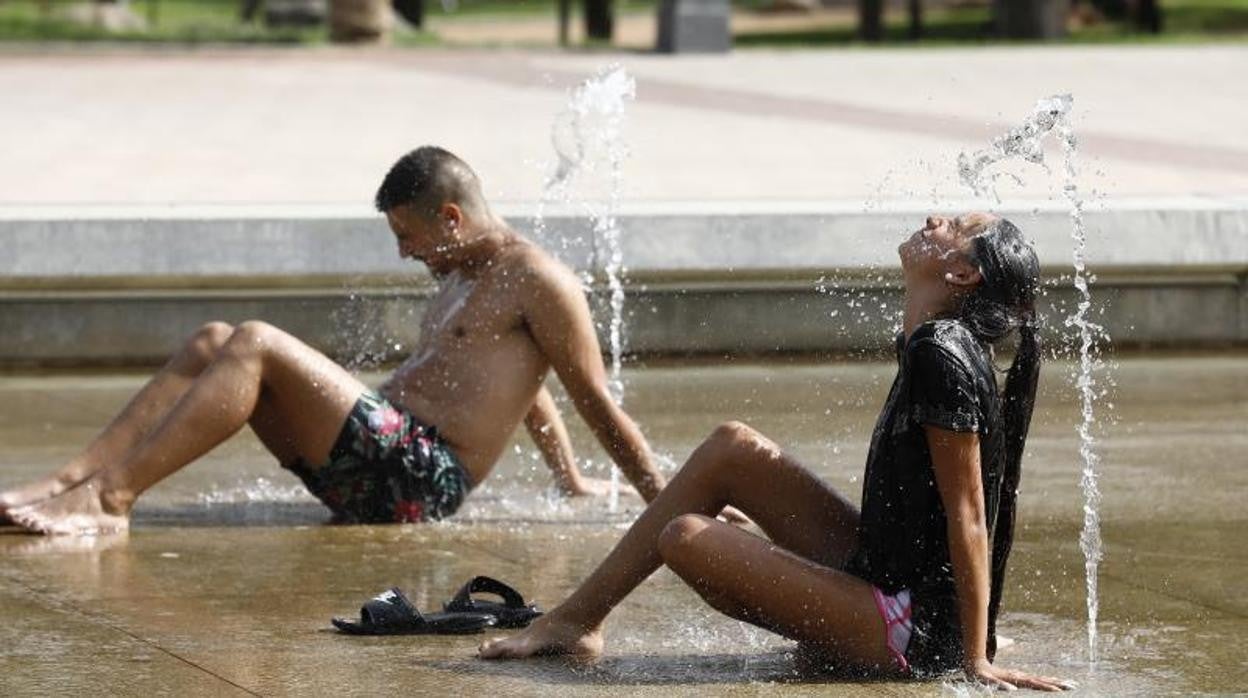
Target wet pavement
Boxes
[1,356,1245,695]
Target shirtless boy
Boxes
[1,146,667,535]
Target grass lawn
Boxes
[0,0,322,43]
[735,1,1248,48]
[0,0,1244,46]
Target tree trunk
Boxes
[1133,0,1162,33]
[994,0,1069,39]
[392,0,424,28]
[1088,0,1127,19]
[241,0,262,21]
[330,0,390,42]
[584,0,613,41]
[908,0,922,40]
[559,0,572,45]
[858,0,883,42]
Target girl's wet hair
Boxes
[961,217,1042,660]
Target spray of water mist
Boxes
[958,93,1104,664]
[537,65,636,512]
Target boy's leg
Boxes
[9,321,368,535]
[479,421,863,660]
[0,322,236,514]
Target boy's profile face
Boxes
[385,203,460,275]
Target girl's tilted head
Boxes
[962,217,1041,345]
[899,212,1041,346]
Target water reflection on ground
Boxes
[1,356,1244,694]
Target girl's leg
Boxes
[656,513,897,671]
[9,321,367,535]
[0,322,236,514]
[479,421,866,660]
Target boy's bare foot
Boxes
[0,474,82,521]
[8,481,130,536]
[478,613,604,660]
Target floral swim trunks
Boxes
[285,390,472,524]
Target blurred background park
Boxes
[0,0,1243,49]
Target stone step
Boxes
[2,199,1244,366]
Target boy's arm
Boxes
[928,426,1069,692]
[523,385,597,497]
[521,261,666,502]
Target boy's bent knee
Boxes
[185,322,234,364]
[220,321,282,361]
[230,320,279,345]
[197,322,234,346]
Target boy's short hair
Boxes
[374,146,486,218]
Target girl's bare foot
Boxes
[7,481,130,536]
[478,613,604,660]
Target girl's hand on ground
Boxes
[966,658,1073,692]
[717,505,754,527]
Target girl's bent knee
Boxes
[699,421,783,473]
[709,421,758,447]
[657,514,713,562]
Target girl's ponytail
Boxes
[986,322,1041,660]
[962,218,1043,661]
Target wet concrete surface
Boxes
[1,357,1245,695]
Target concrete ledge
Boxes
[2,199,1245,365]
[5,197,1247,279]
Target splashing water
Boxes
[196,477,313,505]
[331,283,416,372]
[958,95,1071,201]
[959,93,1105,663]
[539,65,636,512]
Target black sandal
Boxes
[332,587,497,635]
[443,576,543,629]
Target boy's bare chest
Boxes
[419,271,524,348]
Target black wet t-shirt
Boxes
[843,319,1003,674]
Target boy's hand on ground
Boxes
[966,658,1073,692]
[560,476,615,498]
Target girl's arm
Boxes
[927,426,1071,692]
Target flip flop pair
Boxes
[332,576,542,636]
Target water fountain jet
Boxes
[538,65,637,512]
[958,93,1105,664]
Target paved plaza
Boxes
[1,44,1246,207]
